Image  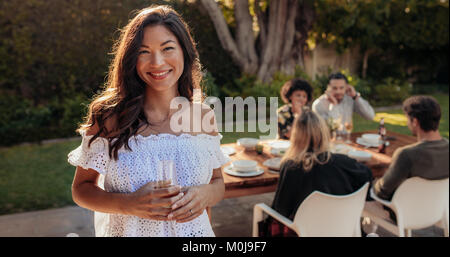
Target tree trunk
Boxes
[280,0,299,75]
[235,0,259,74]
[257,0,298,83]
[295,0,316,69]
[254,0,267,52]
[199,0,247,70]
[362,48,373,79]
[200,0,315,83]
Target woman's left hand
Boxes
[168,185,210,223]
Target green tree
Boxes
[313,0,449,81]
[200,0,316,83]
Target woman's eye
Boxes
[139,50,149,54]
[163,47,174,51]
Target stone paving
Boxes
[0,192,444,237]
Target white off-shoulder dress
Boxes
[68,130,230,237]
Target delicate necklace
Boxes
[150,113,170,125]
[147,110,174,131]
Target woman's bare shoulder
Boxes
[85,112,119,137]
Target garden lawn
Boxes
[0,139,80,215]
[0,93,448,215]
[353,93,449,138]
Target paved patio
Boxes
[0,192,444,237]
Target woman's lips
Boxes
[147,70,171,80]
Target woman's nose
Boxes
[149,52,164,66]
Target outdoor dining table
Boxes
[220,130,417,199]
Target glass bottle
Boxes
[378,118,387,153]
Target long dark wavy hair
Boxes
[78,5,202,160]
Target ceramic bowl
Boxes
[237,138,259,150]
[362,134,381,145]
[231,160,258,172]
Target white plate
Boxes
[348,150,372,162]
[263,157,282,170]
[268,141,291,149]
[330,143,354,154]
[224,165,265,177]
[221,146,236,156]
[356,137,390,148]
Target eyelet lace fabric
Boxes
[68,130,230,237]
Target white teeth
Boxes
[150,71,170,76]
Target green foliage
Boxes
[0,94,52,145]
[313,0,449,84]
[224,66,322,106]
[57,95,90,136]
[411,83,449,94]
[201,71,221,98]
[0,0,240,146]
[0,92,89,146]
[372,77,412,106]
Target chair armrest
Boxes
[370,187,393,208]
[253,203,295,237]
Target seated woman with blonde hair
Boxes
[264,108,372,236]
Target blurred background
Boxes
[0,0,448,217]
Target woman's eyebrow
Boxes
[140,40,175,48]
[161,40,175,46]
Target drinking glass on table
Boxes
[328,104,344,142]
[157,160,177,234]
[335,116,344,141]
[344,121,353,144]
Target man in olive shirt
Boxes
[363,96,448,232]
[374,95,449,200]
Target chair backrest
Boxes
[292,182,369,237]
[391,177,449,230]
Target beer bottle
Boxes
[378,118,387,153]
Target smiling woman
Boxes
[67,5,229,237]
[82,5,202,156]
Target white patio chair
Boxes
[362,177,449,237]
[252,182,369,237]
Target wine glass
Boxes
[157,160,177,235]
[157,160,176,186]
[328,104,344,141]
[344,121,353,144]
[334,115,344,142]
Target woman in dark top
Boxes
[265,109,372,236]
[277,78,313,139]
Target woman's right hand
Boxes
[126,180,183,221]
